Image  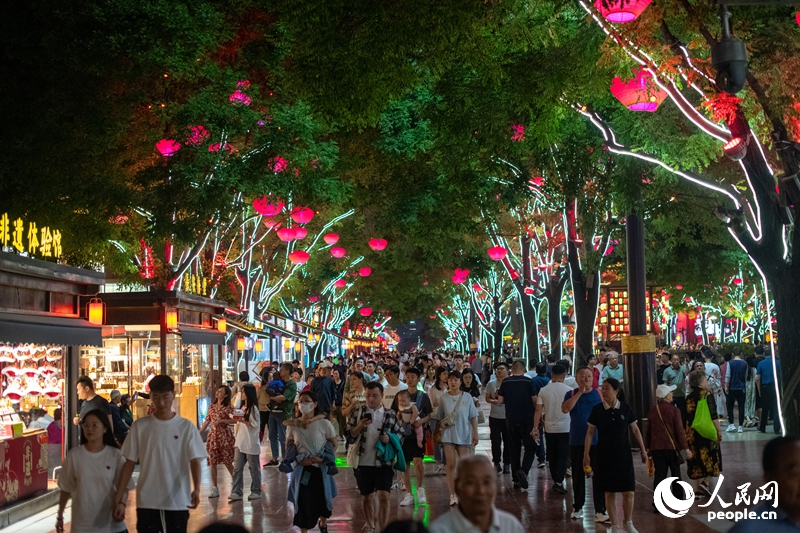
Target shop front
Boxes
[89,292,227,427]
[0,252,103,509]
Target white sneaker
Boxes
[571,509,583,519]
[738,426,744,433]
[417,487,427,504]
[624,521,639,533]
[595,512,610,523]
[449,494,458,506]
[726,424,737,432]
[400,493,414,506]
[248,492,262,500]
[208,486,219,498]
[228,493,243,501]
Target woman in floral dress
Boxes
[200,385,235,498]
[685,371,723,500]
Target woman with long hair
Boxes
[257,368,272,443]
[332,369,346,438]
[56,409,133,533]
[685,370,723,499]
[437,370,479,506]
[422,365,437,392]
[118,394,134,427]
[428,367,450,473]
[287,391,338,533]
[199,385,235,498]
[460,369,481,402]
[223,384,262,500]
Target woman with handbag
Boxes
[645,384,692,512]
[436,370,479,507]
[685,370,723,499]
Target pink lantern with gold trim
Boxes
[594,0,651,23]
[610,68,667,112]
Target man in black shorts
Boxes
[399,368,432,506]
[347,382,401,533]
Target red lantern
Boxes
[334,279,347,288]
[324,233,339,245]
[524,287,535,295]
[487,246,508,261]
[309,296,319,303]
[330,247,346,258]
[288,250,309,264]
[359,267,372,277]
[452,275,466,284]
[253,197,284,216]
[277,228,297,242]
[530,176,544,187]
[733,277,743,285]
[454,268,470,278]
[594,0,651,23]
[369,238,388,251]
[360,308,373,317]
[472,283,483,292]
[610,68,667,112]
[291,207,314,225]
[676,285,683,290]
[87,299,104,326]
[293,227,308,240]
[156,139,181,157]
[185,125,210,146]
[538,263,548,271]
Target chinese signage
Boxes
[182,272,208,296]
[599,288,651,336]
[0,213,62,259]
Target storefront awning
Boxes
[0,312,102,346]
[181,327,226,345]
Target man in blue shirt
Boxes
[725,348,748,433]
[562,367,607,523]
[757,349,782,434]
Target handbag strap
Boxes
[655,402,679,451]
[446,392,464,419]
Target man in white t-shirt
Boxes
[114,375,207,533]
[533,363,573,495]
[381,365,408,410]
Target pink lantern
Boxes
[610,68,667,112]
[487,246,508,261]
[359,267,372,277]
[156,139,181,157]
[334,279,347,288]
[229,89,252,106]
[288,250,309,264]
[452,275,466,284]
[324,233,339,245]
[277,228,297,242]
[524,287,535,295]
[309,296,319,303]
[369,238,388,251]
[676,285,683,290]
[253,197,285,216]
[209,142,234,153]
[733,277,743,285]
[538,263,548,271]
[293,227,308,240]
[185,125,210,146]
[472,283,483,292]
[594,0,651,23]
[291,207,315,225]
[269,156,288,173]
[360,308,373,317]
[330,247,346,258]
[454,268,470,278]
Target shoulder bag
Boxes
[656,402,686,464]
[346,406,363,468]
[433,392,463,444]
[691,394,719,441]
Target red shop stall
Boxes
[0,251,103,518]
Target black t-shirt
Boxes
[78,394,111,421]
[657,363,670,384]
[408,390,433,419]
[497,375,536,426]
[587,401,637,452]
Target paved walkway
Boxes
[10,404,773,533]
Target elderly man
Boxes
[430,455,524,533]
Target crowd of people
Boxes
[58,343,783,533]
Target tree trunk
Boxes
[544,275,568,358]
[773,265,800,435]
[518,295,541,364]
[494,295,503,359]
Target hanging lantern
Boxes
[156,139,181,157]
[291,207,315,225]
[293,227,308,240]
[330,247,346,258]
[454,268,470,278]
[288,250,310,264]
[452,275,466,284]
[87,299,105,326]
[369,238,388,251]
[472,283,483,292]
[165,308,178,331]
[538,263,548,271]
[675,285,683,290]
[733,277,743,285]
[185,125,210,146]
[524,287,535,295]
[283,338,291,350]
[277,228,297,242]
[610,68,667,112]
[487,246,508,261]
[323,233,339,245]
[309,296,319,303]
[216,317,227,333]
[359,267,372,277]
[252,197,284,216]
[360,308,373,317]
[254,340,263,352]
[594,0,651,23]
[334,279,347,288]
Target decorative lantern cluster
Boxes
[610,68,667,112]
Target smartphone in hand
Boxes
[362,413,372,423]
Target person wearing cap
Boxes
[645,384,692,511]
[310,360,338,418]
[108,389,130,443]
